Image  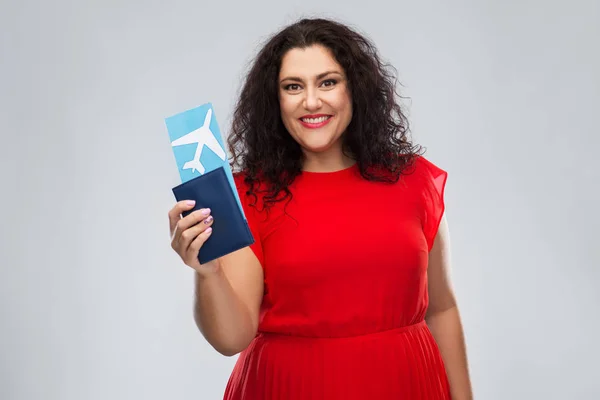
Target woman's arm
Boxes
[169,201,264,357]
[193,247,264,356]
[425,214,474,400]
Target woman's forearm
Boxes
[193,266,257,356]
[426,306,473,400]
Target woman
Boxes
[169,17,473,399]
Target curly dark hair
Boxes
[227,17,424,210]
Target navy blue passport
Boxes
[171,166,254,264]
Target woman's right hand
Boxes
[169,200,217,274]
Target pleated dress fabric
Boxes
[224,156,451,399]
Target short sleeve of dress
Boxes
[415,156,448,252]
[233,172,264,267]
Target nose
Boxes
[303,87,322,111]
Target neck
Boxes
[301,147,355,173]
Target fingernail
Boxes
[205,227,213,234]
[201,208,211,215]
[186,200,195,206]
[204,215,213,224]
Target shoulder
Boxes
[400,154,447,186]
[232,169,271,213]
[411,155,448,250]
[233,170,258,203]
[232,169,262,193]
[414,155,446,177]
[232,170,249,191]
[233,169,270,192]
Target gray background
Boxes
[1,0,598,399]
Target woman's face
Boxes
[278,44,352,157]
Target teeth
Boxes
[302,116,330,124]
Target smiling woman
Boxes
[168,17,473,400]
[225,17,424,209]
[278,45,354,170]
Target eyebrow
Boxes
[280,70,343,83]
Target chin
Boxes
[298,137,341,154]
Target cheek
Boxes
[279,96,298,120]
[278,98,300,137]
[330,90,352,115]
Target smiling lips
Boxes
[299,114,333,129]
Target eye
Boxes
[321,79,337,87]
[284,83,301,91]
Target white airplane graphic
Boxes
[170,108,226,174]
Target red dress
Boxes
[225,156,451,399]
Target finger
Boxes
[176,214,214,252]
[176,207,212,235]
[187,225,214,260]
[168,200,196,234]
